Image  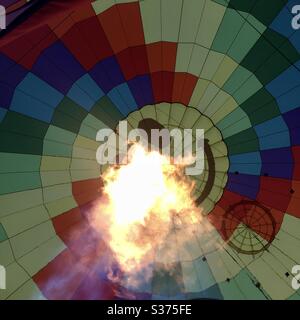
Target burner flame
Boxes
[92,144,202,284]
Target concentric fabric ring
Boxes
[109,103,229,213]
[0,0,299,300]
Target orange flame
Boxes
[92,144,202,284]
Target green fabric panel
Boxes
[0,112,48,155]
[90,96,124,128]
[225,127,259,154]
[229,0,288,26]
[240,88,281,125]
[241,29,300,84]
[0,224,8,242]
[0,172,41,195]
[51,97,88,134]
[212,9,244,54]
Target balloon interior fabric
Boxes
[0,0,300,300]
